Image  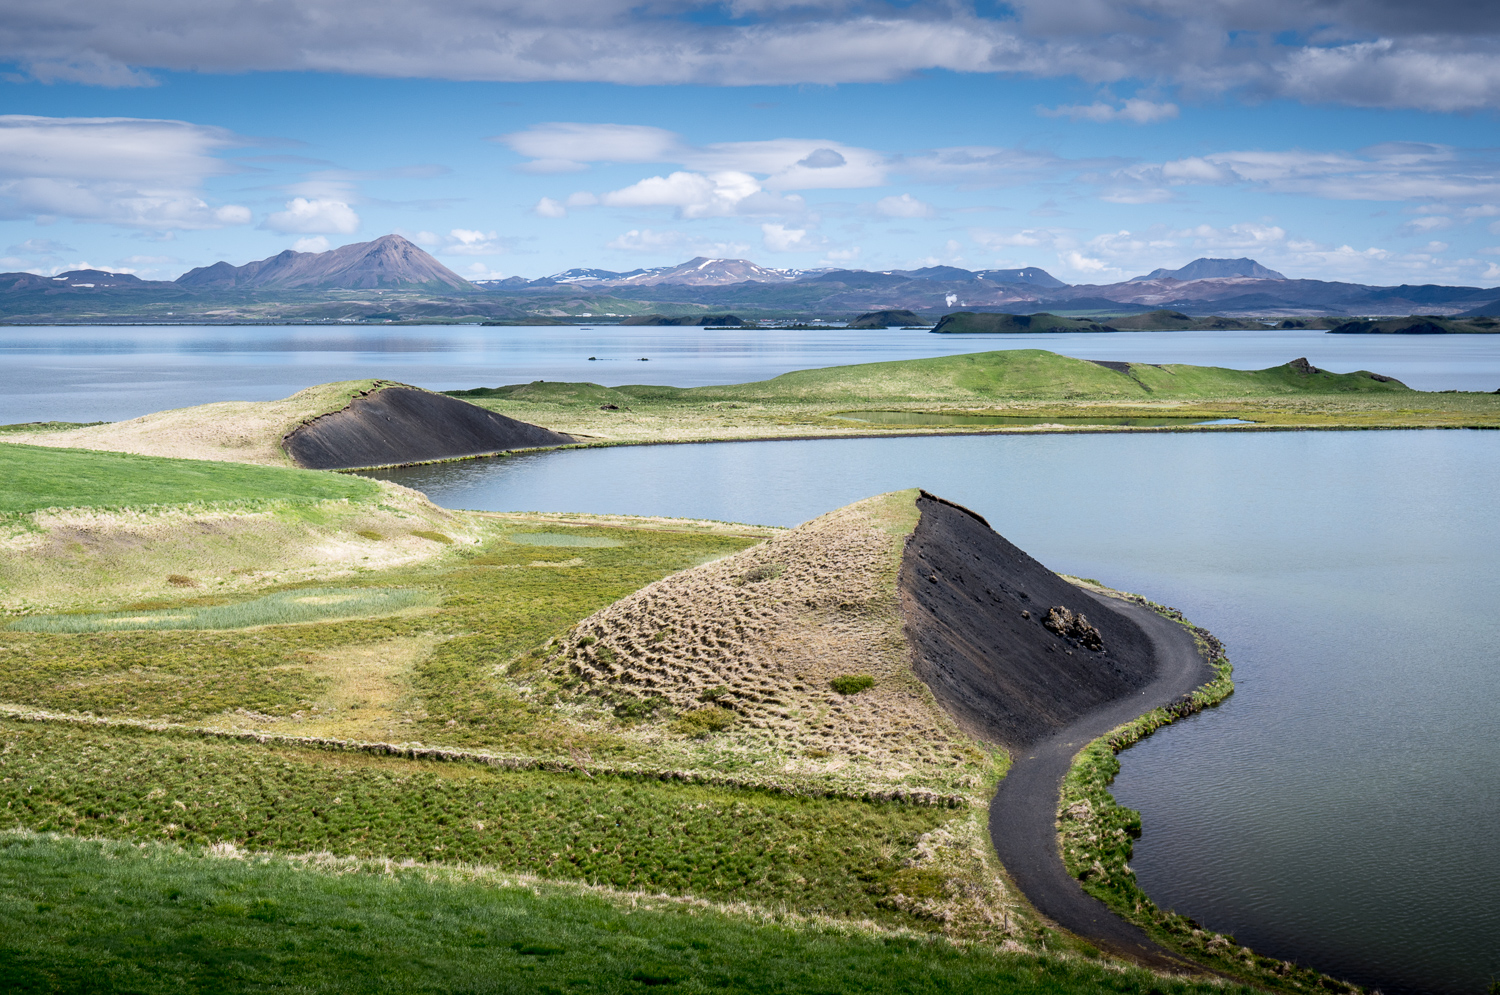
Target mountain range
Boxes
[2,235,1497,322]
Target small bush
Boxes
[696,684,729,704]
[356,530,384,541]
[411,530,453,544]
[612,695,665,723]
[672,706,735,738]
[166,575,198,588]
[830,674,875,695]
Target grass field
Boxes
[0,443,378,516]
[0,833,1258,995]
[448,349,1500,446]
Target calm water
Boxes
[368,431,1500,995]
[3,323,1500,424]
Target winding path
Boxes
[988,593,1216,970]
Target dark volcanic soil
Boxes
[283,385,574,470]
[899,491,1157,751]
[899,490,1218,969]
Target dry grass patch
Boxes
[209,633,442,741]
[0,481,475,615]
[539,491,1000,801]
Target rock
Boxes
[1043,606,1104,651]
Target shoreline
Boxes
[338,420,1498,475]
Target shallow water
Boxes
[4,323,1500,424]
[368,430,1500,995]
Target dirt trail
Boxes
[897,491,1215,968]
[988,596,1212,968]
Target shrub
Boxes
[166,575,198,588]
[830,674,875,695]
[411,530,452,544]
[672,706,735,738]
[356,530,384,541]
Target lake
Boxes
[367,430,1500,995]
[3,323,1500,424]
[5,322,1499,992]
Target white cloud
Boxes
[1106,144,1500,206]
[876,193,934,218]
[761,223,820,252]
[1037,99,1179,124]
[0,115,250,229]
[508,125,885,191]
[292,236,330,252]
[605,227,751,257]
[499,123,682,172]
[600,171,765,219]
[263,197,360,234]
[443,228,502,254]
[1399,215,1453,235]
[534,197,567,218]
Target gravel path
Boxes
[988,593,1215,970]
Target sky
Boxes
[2,0,1499,287]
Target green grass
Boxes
[0,523,758,743]
[0,834,1255,995]
[0,443,378,515]
[8,587,435,634]
[0,719,952,923]
[454,350,1412,408]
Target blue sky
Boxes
[2,0,1499,286]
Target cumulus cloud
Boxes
[597,170,802,219]
[875,193,935,218]
[534,197,567,218]
[292,236,330,252]
[263,197,360,234]
[0,115,250,229]
[1037,99,1179,124]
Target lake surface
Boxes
[4,323,1500,424]
[368,431,1500,995]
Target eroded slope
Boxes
[545,491,995,800]
[899,492,1156,750]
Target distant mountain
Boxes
[1129,257,1286,282]
[615,257,802,286]
[974,268,1069,289]
[176,234,472,290]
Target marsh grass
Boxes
[9,586,435,633]
[0,833,1256,995]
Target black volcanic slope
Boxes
[283,385,574,470]
[899,492,1157,750]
